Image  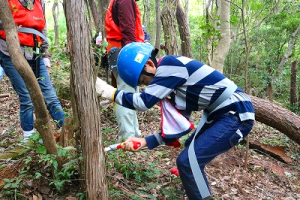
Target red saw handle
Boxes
[116,141,141,150]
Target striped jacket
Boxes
[114,55,255,147]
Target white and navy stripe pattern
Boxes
[114,55,255,122]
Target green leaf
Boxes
[15,179,22,184]
[53,160,58,170]
[32,132,40,140]
[35,172,42,179]
[3,183,11,189]
[3,178,13,183]
[37,146,47,154]
[155,151,164,156]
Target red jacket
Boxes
[105,0,144,50]
[0,0,45,47]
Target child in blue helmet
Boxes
[96,42,255,199]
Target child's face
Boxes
[138,60,156,86]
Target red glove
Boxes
[166,140,181,148]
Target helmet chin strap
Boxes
[140,48,159,77]
[150,48,159,67]
[141,68,155,77]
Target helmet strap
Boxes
[150,48,159,67]
[141,68,155,77]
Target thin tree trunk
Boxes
[52,0,59,46]
[290,61,297,106]
[143,0,151,28]
[99,0,109,34]
[205,0,213,65]
[161,0,179,55]
[241,0,250,93]
[0,0,62,166]
[184,0,189,16]
[211,0,230,73]
[298,71,300,110]
[176,1,192,57]
[267,82,273,102]
[273,25,300,80]
[267,25,300,101]
[154,0,162,50]
[88,0,101,31]
[63,1,108,199]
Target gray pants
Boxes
[116,75,141,141]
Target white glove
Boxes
[43,57,51,68]
[96,77,117,100]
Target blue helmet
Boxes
[142,25,146,31]
[117,42,153,88]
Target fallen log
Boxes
[250,95,300,145]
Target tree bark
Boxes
[143,0,151,29]
[0,0,62,166]
[87,0,101,32]
[184,0,189,17]
[52,0,59,46]
[63,1,108,199]
[154,0,162,50]
[161,0,179,55]
[176,1,192,57]
[205,0,213,65]
[211,0,230,73]
[290,61,297,106]
[268,25,300,100]
[250,95,300,145]
[241,0,250,93]
[99,0,110,34]
[273,25,300,80]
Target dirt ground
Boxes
[0,74,299,200]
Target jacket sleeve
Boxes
[145,132,181,150]
[117,0,137,45]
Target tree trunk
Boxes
[176,1,192,57]
[211,0,230,73]
[290,61,297,106]
[205,0,213,65]
[99,0,110,34]
[87,0,101,31]
[63,1,108,199]
[0,0,62,166]
[250,95,300,145]
[273,25,300,80]
[241,0,250,93]
[161,0,179,55]
[267,82,273,102]
[269,25,300,100]
[154,0,162,50]
[184,0,189,16]
[52,0,59,46]
[143,0,151,28]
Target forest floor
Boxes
[0,73,299,200]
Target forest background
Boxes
[0,0,299,199]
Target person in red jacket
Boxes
[105,0,144,141]
[0,0,65,142]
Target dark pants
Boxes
[177,113,254,199]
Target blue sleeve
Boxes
[145,132,180,150]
